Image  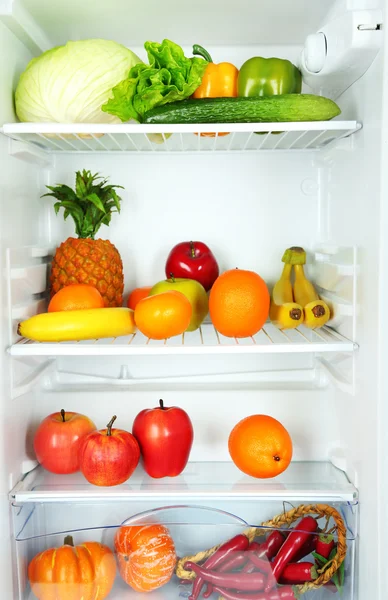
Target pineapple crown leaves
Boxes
[41,170,124,239]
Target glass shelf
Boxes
[12,461,358,503]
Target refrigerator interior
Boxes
[0,0,387,598]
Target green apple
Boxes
[150,277,208,332]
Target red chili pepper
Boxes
[292,534,317,562]
[188,534,249,600]
[219,552,249,572]
[185,561,265,591]
[316,534,335,560]
[212,585,298,600]
[279,561,317,584]
[266,516,318,592]
[246,554,273,575]
[243,533,286,574]
[243,541,262,573]
[203,553,248,598]
[247,541,262,553]
[257,531,286,560]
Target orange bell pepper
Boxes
[192,45,238,137]
[193,45,238,98]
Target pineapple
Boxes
[43,170,124,307]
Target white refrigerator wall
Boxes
[0,19,42,600]
[19,0,338,48]
[322,42,386,598]
[377,7,388,595]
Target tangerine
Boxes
[134,291,192,340]
[48,284,104,312]
[127,286,152,310]
[209,269,270,337]
[228,415,293,479]
[115,524,176,592]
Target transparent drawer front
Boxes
[13,504,356,600]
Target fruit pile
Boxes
[18,169,330,342]
[34,406,293,484]
[34,400,193,485]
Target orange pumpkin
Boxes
[28,535,116,600]
[115,524,176,592]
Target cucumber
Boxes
[143,94,341,124]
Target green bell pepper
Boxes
[238,57,302,97]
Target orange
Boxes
[134,291,192,340]
[228,415,293,479]
[127,286,152,310]
[209,269,270,337]
[48,284,104,312]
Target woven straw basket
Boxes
[176,503,347,595]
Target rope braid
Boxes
[176,503,347,594]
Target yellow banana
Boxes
[270,262,304,330]
[284,247,331,329]
[18,308,136,342]
[272,263,294,304]
[303,300,331,329]
[270,302,304,329]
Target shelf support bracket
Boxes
[8,138,54,168]
[11,358,55,399]
[316,354,355,396]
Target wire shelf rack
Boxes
[1,121,362,153]
[9,323,356,357]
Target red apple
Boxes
[133,399,193,478]
[165,241,219,292]
[34,409,96,474]
[79,416,140,486]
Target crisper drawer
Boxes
[12,499,357,600]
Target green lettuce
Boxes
[102,39,208,123]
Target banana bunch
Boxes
[270,247,330,330]
[18,308,136,342]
